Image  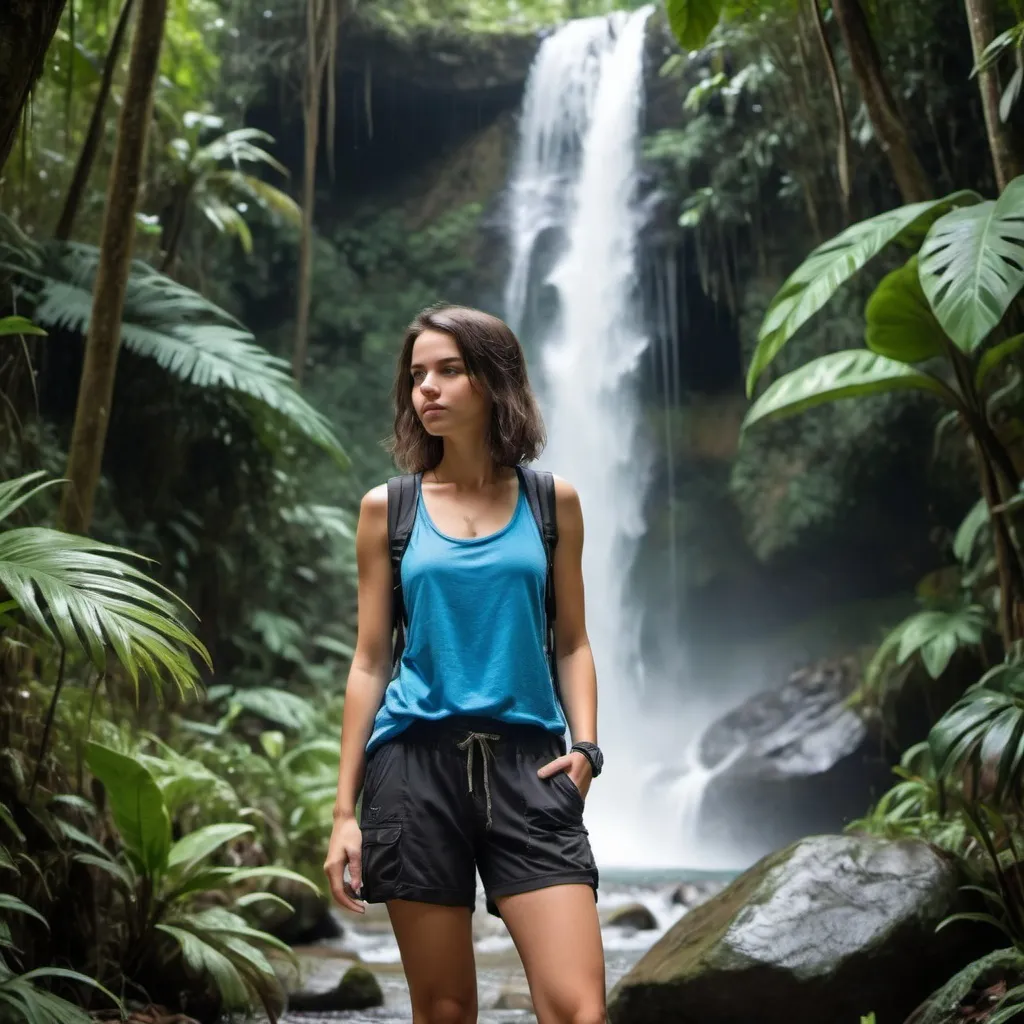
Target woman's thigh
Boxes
[496,884,605,1024]
[388,900,478,1024]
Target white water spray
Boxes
[504,8,714,868]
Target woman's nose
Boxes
[420,376,440,397]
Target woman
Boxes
[324,304,605,1024]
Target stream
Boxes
[282,870,732,1022]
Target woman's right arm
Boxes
[324,485,393,914]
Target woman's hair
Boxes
[387,304,546,473]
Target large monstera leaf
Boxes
[666,0,723,50]
[919,176,1024,353]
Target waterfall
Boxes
[503,7,709,868]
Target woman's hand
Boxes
[324,814,365,914]
[537,750,593,800]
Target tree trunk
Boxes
[292,0,340,385]
[59,0,167,536]
[0,0,68,173]
[831,0,933,203]
[54,0,137,241]
[964,0,1024,192]
[808,0,851,222]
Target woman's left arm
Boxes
[536,477,598,796]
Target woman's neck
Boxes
[432,437,507,489]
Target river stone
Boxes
[287,965,384,1013]
[608,834,975,1024]
[493,985,534,1011]
[904,948,1024,1024]
[604,902,658,931]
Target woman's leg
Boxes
[496,884,605,1024]
[388,900,478,1024]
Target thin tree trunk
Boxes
[55,0,137,241]
[59,0,167,536]
[965,0,1024,192]
[808,0,851,222]
[0,0,68,173]
[831,0,933,203]
[293,0,340,385]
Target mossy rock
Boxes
[288,965,384,1013]
[608,835,993,1024]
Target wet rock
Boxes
[905,949,1024,1024]
[694,659,892,853]
[608,834,993,1024]
[255,878,343,946]
[287,965,384,1013]
[699,658,865,779]
[604,902,658,931]
[493,986,534,1011]
[668,881,722,908]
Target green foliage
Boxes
[919,178,1024,354]
[26,241,345,464]
[929,658,1024,804]
[161,115,300,261]
[848,743,969,853]
[0,472,209,692]
[84,741,314,1018]
[0,799,124,1023]
[743,349,948,429]
[0,317,46,339]
[666,0,723,51]
[747,192,980,396]
[865,257,947,364]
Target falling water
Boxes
[503,7,710,868]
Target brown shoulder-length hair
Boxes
[386,304,546,473]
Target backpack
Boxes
[386,465,560,698]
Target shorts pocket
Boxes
[360,824,402,901]
[553,770,585,811]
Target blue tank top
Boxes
[366,476,566,752]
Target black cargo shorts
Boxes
[358,715,599,917]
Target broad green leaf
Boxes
[167,823,254,879]
[0,895,47,928]
[920,177,1024,353]
[896,606,988,678]
[954,498,989,564]
[234,892,293,914]
[73,853,135,891]
[666,0,723,50]
[226,866,320,894]
[86,743,171,877]
[156,924,250,1008]
[748,191,981,396]
[865,257,948,364]
[0,317,46,338]
[976,333,1024,391]
[743,350,949,431]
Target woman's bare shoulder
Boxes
[551,474,582,521]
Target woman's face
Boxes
[410,329,491,439]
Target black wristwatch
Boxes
[571,741,603,778]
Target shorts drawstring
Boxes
[457,731,501,829]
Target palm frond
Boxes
[32,245,345,464]
[0,476,209,692]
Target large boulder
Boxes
[696,659,892,854]
[608,835,991,1024]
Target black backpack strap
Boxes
[386,473,420,677]
[517,466,560,697]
